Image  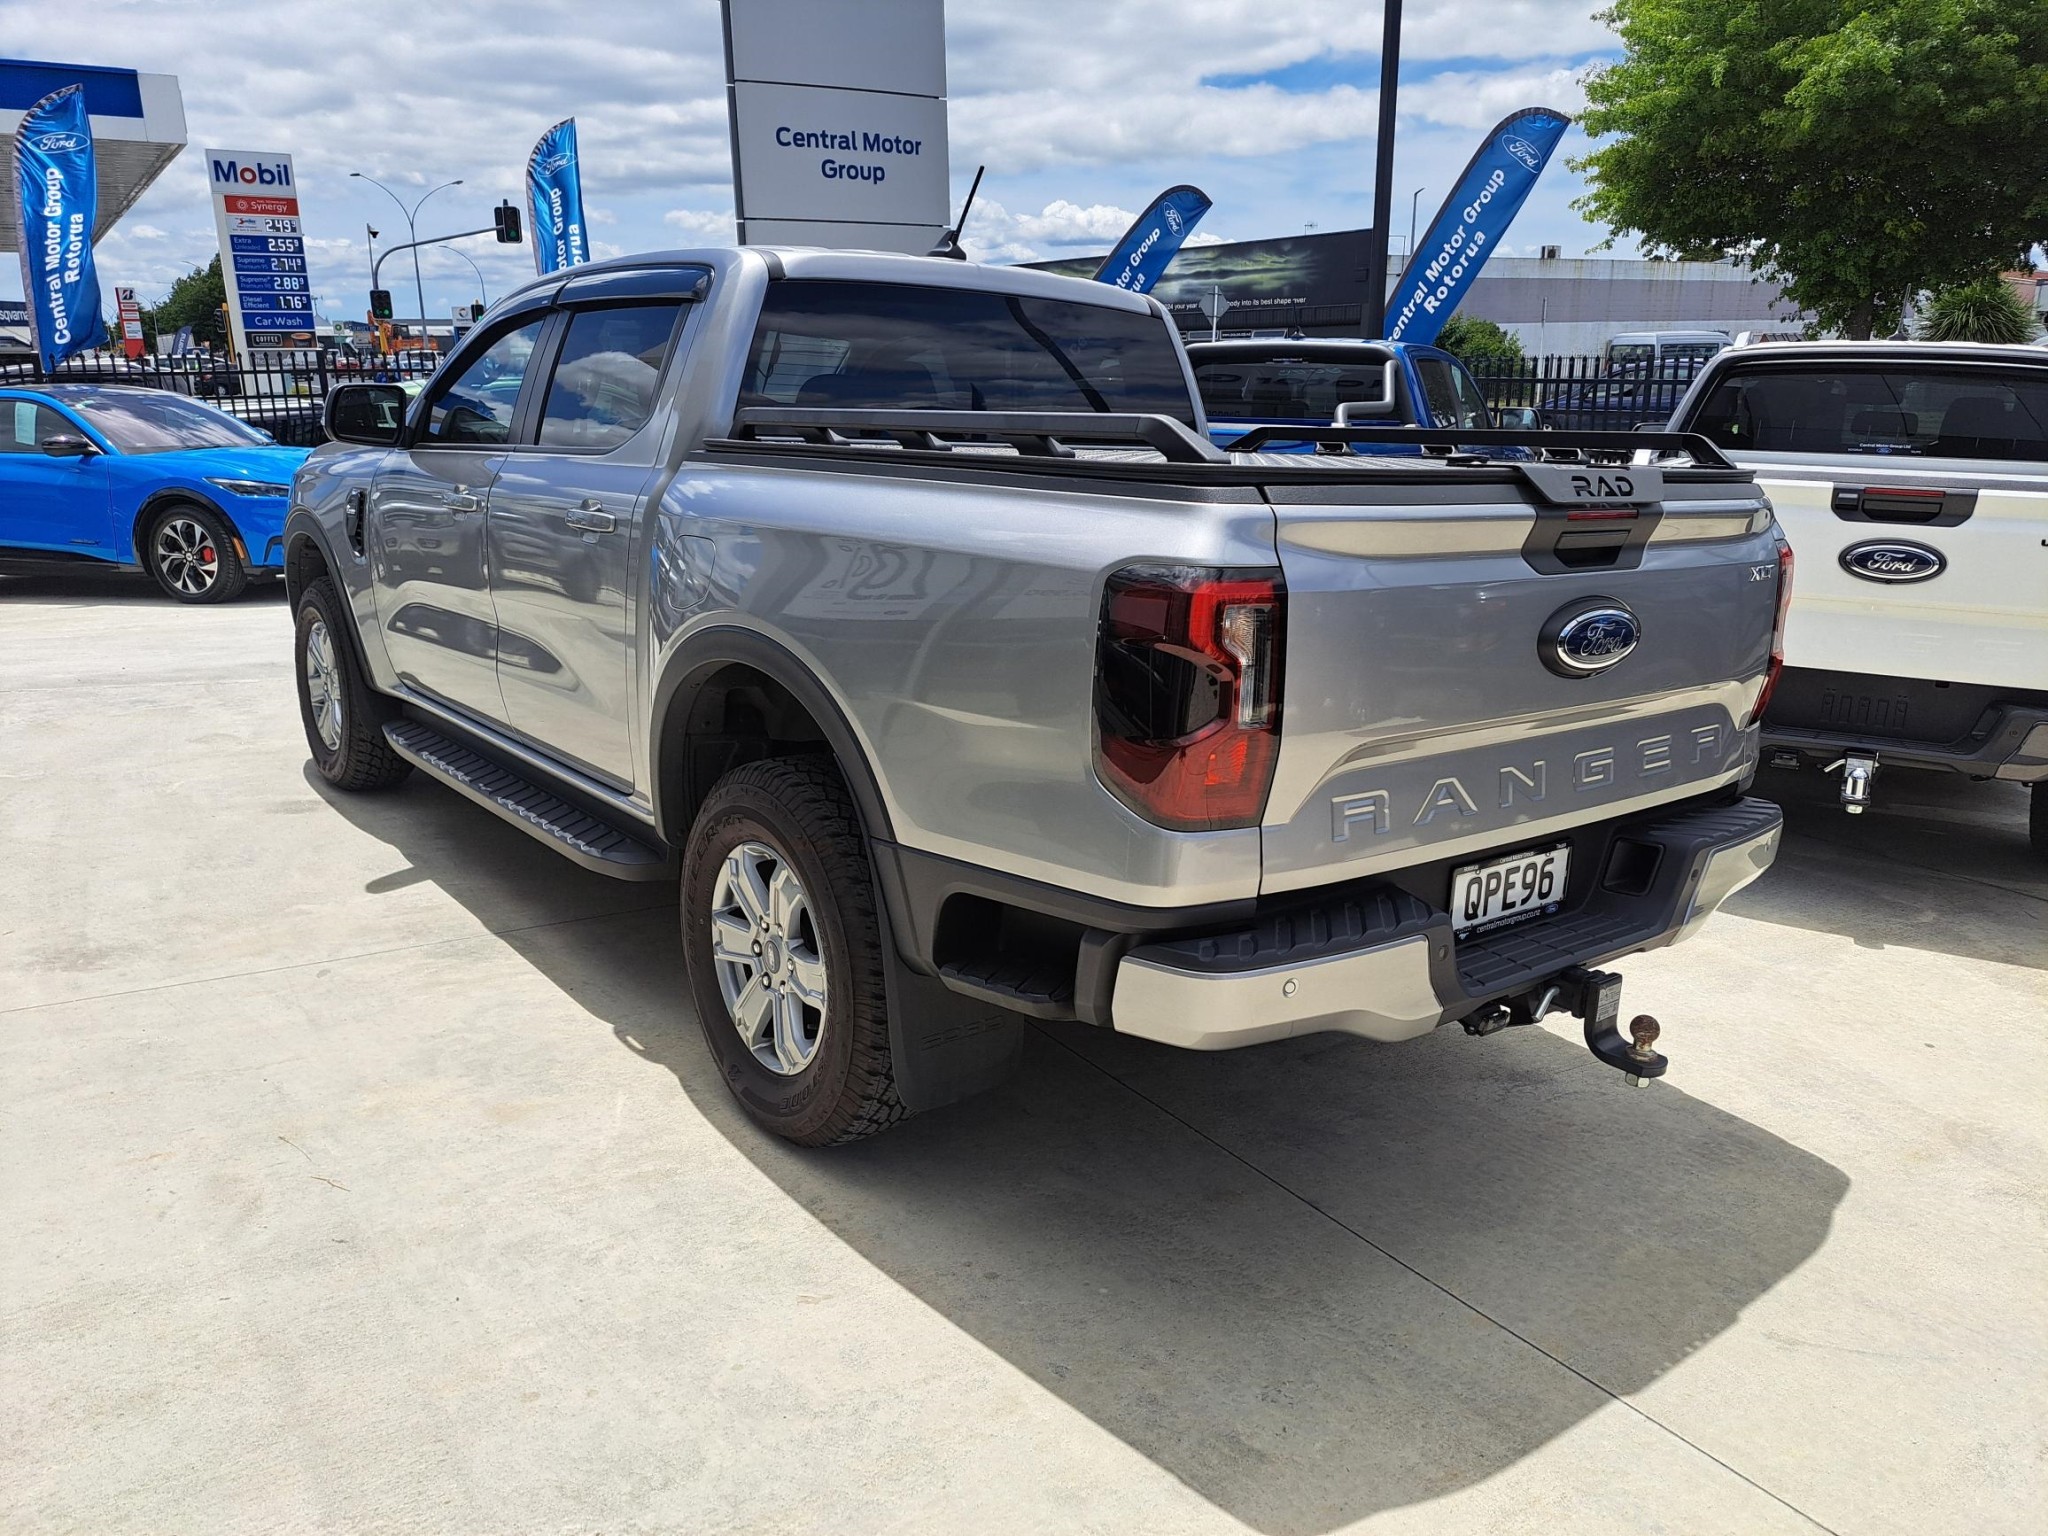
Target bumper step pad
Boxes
[382,719,672,881]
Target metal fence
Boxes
[1461,354,1708,433]
[6,350,444,446]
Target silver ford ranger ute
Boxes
[286,248,1787,1144]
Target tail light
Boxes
[1094,565,1284,830]
[1748,536,1795,725]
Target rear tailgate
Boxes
[1260,461,1778,891]
[1743,459,2048,692]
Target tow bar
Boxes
[1460,964,1667,1085]
[1825,751,1879,813]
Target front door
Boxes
[371,316,547,722]
[0,398,110,555]
[488,298,690,786]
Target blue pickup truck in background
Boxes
[1187,338,1530,450]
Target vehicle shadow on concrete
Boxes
[313,769,1850,1534]
[1734,767,2046,968]
[0,568,289,606]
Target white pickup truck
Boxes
[1669,342,2048,856]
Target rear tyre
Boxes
[2030,785,2048,862]
[147,503,248,604]
[681,757,906,1146]
[294,578,411,791]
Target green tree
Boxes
[148,256,228,348]
[1917,276,2041,343]
[1433,314,1526,365]
[1575,1,2048,338]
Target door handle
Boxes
[443,490,483,513]
[565,500,617,534]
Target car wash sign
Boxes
[11,84,109,371]
[206,148,313,355]
[1386,107,1570,346]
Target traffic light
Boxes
[494,202,523,244]
[369,289,394,321]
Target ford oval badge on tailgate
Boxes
[1541,599,1641,678]
[1841,541,1945,583]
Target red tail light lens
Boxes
[1094,565,1285,830]
[1749,536,1795,725]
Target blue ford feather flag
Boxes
[12,85,109,371]
[1386,108,1570,345]
[527,118,589,275]
[1093,185,1212,295]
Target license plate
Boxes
[1450,844,1569,938]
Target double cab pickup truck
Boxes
[1668,341,2048,854]
[289,248,1787,1144]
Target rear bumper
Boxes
[1762,667,2048,782]
[1763,710,2048,782]
[1109,797,1782,1051]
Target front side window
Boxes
[742,280,1196,425]
[1,400,74,454]
[1691,366,2048,460]
[424,319,545,445]
[61,390,268,454]
[1416,357,1487,429]
[538,302,684,449]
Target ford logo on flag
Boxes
[1164,204,1184,236]
[1541,599,1641,677]
[1502,134,1542,171]
[1840,541,1945,583]
[29,131,87,152]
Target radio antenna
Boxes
[927,164,986,260]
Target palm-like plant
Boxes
[1917,277,2041,344]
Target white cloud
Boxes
[663,207,739,243]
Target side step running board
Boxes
[382,720,674,882]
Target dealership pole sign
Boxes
[526,118,589,275]
[11,85,109,372]
[722,0,950,254]
[1093,185,1212,295]
[206,148,313,357]
[1386,107,1571,346]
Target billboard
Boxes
[1034,228,1374,333]
[206,148,313,355]
[722,0,950,254]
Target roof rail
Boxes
[723,406,1227,464]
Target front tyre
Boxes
[2031,784,2047,862]
[147,503,249,604]
[682,758,906,1146]
[294,578,411,791]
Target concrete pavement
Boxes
[3,568,2043,1535]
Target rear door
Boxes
[1685,357,2048,691]
[486,273,700,786]
[370,312,548,721]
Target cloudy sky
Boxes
[3,0,1625,319]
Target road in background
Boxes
[2,569,2041,1536]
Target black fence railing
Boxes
[1461,354,1709,432]
[3,350,445,446]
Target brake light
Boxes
[1094,565,1285,830]
[1749,536,1795,725]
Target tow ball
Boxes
[1824,752,1879,813]
[1460,964,1668,1086]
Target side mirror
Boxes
[1494,406,1550,431]
[39,433,97,458]
[325,382,408,446]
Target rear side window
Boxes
[538,302,684,449]
[1691,365,2048,461]
[742,280,1196,425]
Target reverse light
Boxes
[205,477,291,498]
[1093,565,1285,831]
[1748,535,1795,726]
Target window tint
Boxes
[1447,363,1493,429]
[538,302,683,449]
[1415,357,1487,429]
[1192,357,1389,421]
[1,400,72,454]
[743,280,1196,424]
[425,319,545,445]
[1691,366,2048,460]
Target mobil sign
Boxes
[204,148,313,355]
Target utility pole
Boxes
[1362,0,1403,338]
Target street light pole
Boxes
[352,172,464,347]
[445,247,490,307]
[1408,186,1426,260]
[1362,0,1403,338]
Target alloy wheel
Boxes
[303,618,344,752]
[155,516,219,596]
[709,840,829,1075]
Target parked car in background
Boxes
[1188,338,1507,450]
[1604,330,1732,371]
[1539,358,1716,432]
[0,384,309,602]
[1668,341,2048,853]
